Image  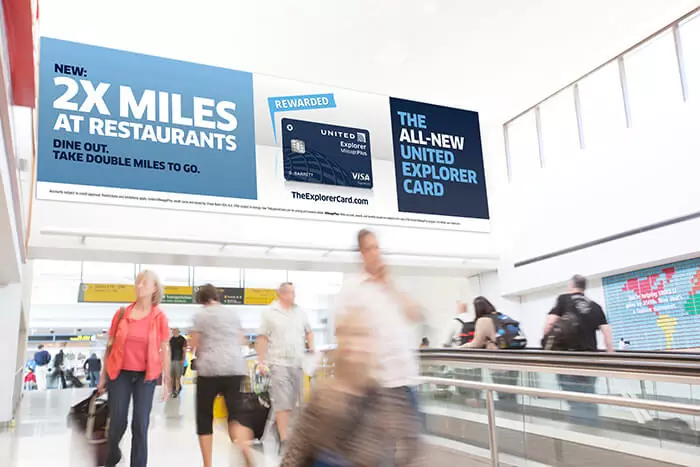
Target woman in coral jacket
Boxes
[98,270,171,467]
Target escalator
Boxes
[418,349,700,466]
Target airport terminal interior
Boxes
[2,0,700,466]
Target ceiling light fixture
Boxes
[39,228,499,264]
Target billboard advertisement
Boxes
[602,258,700,350]
[37,38,489,231]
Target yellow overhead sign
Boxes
[244,288,277,305]
[79,283,194,304]
[69,335,94,341]
[80,283,135,303]
[164,286,193,295]
[79,284,275,305]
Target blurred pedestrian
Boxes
[54,349,67,389]
[83,353,102,388]
[169,328,187,398]
[462,296,519,403]
[191,283,253,467]
[543,274,614,426]
[335,229,425,461]
[33,345,51,391]
[443,301,474,347]
[257,282,315,451]
[282,309,424,466]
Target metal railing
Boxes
[419,348,700,383]
[420,375,700,467]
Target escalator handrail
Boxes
[419,348,700,381]
[420,376,700,416]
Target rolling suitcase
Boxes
[68,391,110,466]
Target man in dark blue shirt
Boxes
[33,345,51,390]
[83,353,102,388]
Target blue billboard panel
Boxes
[37,38,257,199]
[389,97,489,219]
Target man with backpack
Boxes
[543,274,614,426]
[443,302,474,347]
[440,302,481,401]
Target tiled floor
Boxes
[0,387,491,466]
[0,386,280,466]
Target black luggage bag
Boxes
[239,391,271,440]
[239,363,272,441]
[68,391,110,466]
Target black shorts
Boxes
[196,375,244,435]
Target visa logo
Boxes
[352,172,370,181]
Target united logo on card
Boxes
[281,118,373,189]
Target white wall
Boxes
[0,283,23,423]
[394,274,473,347]
[494,94,700,296]
[0,41,24,285]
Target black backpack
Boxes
[545,294,584,350]
[490,313,528,349]
[455,318,476,346]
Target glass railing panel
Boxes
[653,406,700,456]
[418,380,496,463]
[419,356,700,466]
[519,398,699,466]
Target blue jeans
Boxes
[107,371,156,467]
[557,374,599,427]
[88,371,100,388]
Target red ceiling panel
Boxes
[2,0,35,107]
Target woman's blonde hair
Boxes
[332,309,378,387]
[136,269,164,305]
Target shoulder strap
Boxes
[115,306,127,327]
[105,307,127,359]
[455,317,466,325]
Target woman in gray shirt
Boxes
[190,283,253,467]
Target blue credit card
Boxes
[281,118,373,189]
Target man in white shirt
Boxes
[337,229,423,386]
[336,229,425,460]
[257,282,314,448]
[444,301,472,347]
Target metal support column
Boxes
[672,23,689,101]
[617,57,632,128]
[486,390,499,467]
[503,125,512,183]
[573,83,585,150]
[534,105,545,168]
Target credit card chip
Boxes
[290,139,306,154]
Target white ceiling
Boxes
[41,0,700,124]
[253,0,700,123]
